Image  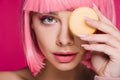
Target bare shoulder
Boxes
[0,68,34,80]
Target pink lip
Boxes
[53,52,77,63]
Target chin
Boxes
[54,62,80,71]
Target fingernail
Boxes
[81,44,89,47]
[92,3,97,8]
[78,34,88,38]
[92,3,96,7]
[84,16,92,22]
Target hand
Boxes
[79,4,120,77]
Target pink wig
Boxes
[23,0,116,76]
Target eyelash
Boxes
[39,15,58,25]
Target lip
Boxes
[53,52,77,63]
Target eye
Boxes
[40,16,58,24]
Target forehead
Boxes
[23,0,93,13]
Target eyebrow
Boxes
[39,12,58,16]
[49,12,58,15]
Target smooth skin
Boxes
[0,68,34,80]
[80,4,120,77]
[0,4,120,80]
[31,10,88,80]
[31,4,120,80]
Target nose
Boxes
[56,23,74,46]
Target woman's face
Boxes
[31,11,86,71]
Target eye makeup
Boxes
[39,15,58,25]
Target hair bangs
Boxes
[23,0,94,13]
[23,0,115,23]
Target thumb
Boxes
[91,52,108,75]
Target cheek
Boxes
[36,32,55,48]
[34,28,59,50]
[74,37,87,46]
[74,37,87,55]
[33,21,60,43]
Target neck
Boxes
[36,62,85,80]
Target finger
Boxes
[92,4,116,28]
[79,34,120,48]
[92,4,120,40]
[90,52,108,75]
[86,17,115,33]
[85,18,120,41]
[81,44,118,58]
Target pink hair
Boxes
[23,0,116,76]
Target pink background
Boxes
[0,0,120,71]
[115,0,120,29]
[0,0,27,71]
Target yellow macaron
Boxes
[69,7,99,36]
